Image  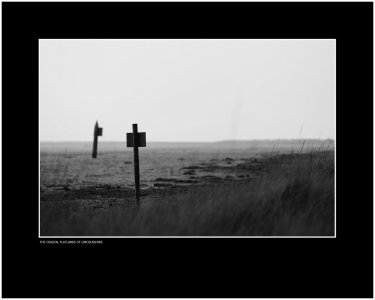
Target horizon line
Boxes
[40,138,335,143]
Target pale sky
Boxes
[39,39,335,142]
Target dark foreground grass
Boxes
[40,151,334,236]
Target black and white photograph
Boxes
[39,39,336,237]
[2,2,373,298]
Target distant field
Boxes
[40,139,333,188]
[41,139,333,151]
[40,140,335,236]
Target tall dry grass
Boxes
[40,151,334,236]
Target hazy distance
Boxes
[39,39,335,142]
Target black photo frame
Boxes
[2,2,373,298]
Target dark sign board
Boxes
[97,127,103,136]
[127,132,146,147]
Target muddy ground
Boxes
[40,155,267,210]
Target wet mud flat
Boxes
[40,155,265,210]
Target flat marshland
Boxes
[40,140,334,236]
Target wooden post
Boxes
[126,124,146,206]
[92,121,103,159]
[92,121,99,158]
[132,124,140,206]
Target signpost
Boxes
[92,121,103,159]
[127,124,146,206]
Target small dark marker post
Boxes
[127,123,146,206]
[92,121,103,158]
[133,124,140,204]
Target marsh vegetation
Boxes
[40,140,334,236]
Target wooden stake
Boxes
[132,123,140,206]
[92,121,99,158]
[126,124,146,205]
[92,121,103,159]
